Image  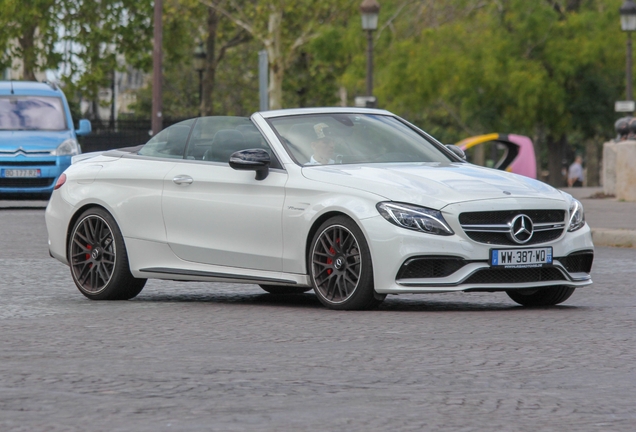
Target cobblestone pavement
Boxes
[1,208,636,431]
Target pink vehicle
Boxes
[456,133,537,179]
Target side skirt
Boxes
[139,267,298,285]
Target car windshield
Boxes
[0,96,68,131]
[267,113,453,166]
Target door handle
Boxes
[173,175,193,185]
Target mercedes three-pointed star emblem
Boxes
[509,214,534,244]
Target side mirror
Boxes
[76,119,92,136]
[229,148,271,180]
[446,144,466,160]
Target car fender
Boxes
[281,170,386,274]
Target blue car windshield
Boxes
[0,96,67,131]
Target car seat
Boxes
[203,130,247,162]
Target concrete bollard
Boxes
[603,141,617,195]
[615,141,636,201]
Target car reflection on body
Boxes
[45,108,593,310]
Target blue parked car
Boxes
[0,81,91,199]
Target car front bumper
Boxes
[361,199,594,295]
[0,155,71,197]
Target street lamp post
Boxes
[620,0,636,106]
[360,0,380,106]
[151,0,163,136]
[193,42,206,116]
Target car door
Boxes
[100,119,195,244]
[161,117,287,272]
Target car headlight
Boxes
[51,138,81,156]
[567,197,585,232]
[376,202,454,236]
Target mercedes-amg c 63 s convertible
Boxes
[45,108,594,310]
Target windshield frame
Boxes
[265,113,463,167]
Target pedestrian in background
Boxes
[567,155,584,187]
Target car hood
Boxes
[0,130,74,152]
[302,162,564,209]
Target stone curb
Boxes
[591,229,636,248]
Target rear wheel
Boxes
[309,216,385,310]
[259,285,312,295]
[68,207,146,300]
[506,286,575,306]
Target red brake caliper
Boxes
[326,238,340,275]
[86,244,93,267]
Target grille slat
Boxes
[460,210,566,246]
[459,210,565,225]
[0,161,57,166]
[465,230,563,245]
[0,178,55,187]
[464,267,565,284]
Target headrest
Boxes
[212,129,245,147]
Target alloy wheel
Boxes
[70,215,116,294]
[311,224,362,304]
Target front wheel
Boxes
[506,286,575,306]
[309,216,384,310]
[68,207,146,300]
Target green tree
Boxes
[130,0,259,119]
[0,0,61,79]
[359,0,624,185]
[201,0,354,109]
[58,0,153,119]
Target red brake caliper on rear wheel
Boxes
[86,244,93,268]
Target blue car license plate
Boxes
[1,169,41,178]
[490,247,552,268]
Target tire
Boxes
[309,215,385,310]
[259,285,312,295]
[68,207,146,300]
[506,286,575,307]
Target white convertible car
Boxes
[45,108,594,310]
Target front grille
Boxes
[459,210,565,225]
[459,209,566,246]
[0,160,56,166]
[465,230,563,246]
[464,267,566,284]
[397,256,467,279]
[0,178,55,188]
[559,251,593,273]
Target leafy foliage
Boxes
[0,0,61,79]
[1,0,628,184]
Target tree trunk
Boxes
[202,7,219,117]
[90,98,101,122]
[18,23,38,81]
[547,133,567,187]
[267,11,284,110]
[585,138,600,187]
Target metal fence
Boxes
[78,119,189,153]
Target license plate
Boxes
[1,169,41,178]
[490,247,552,268]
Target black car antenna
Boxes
[10,79,14,94]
